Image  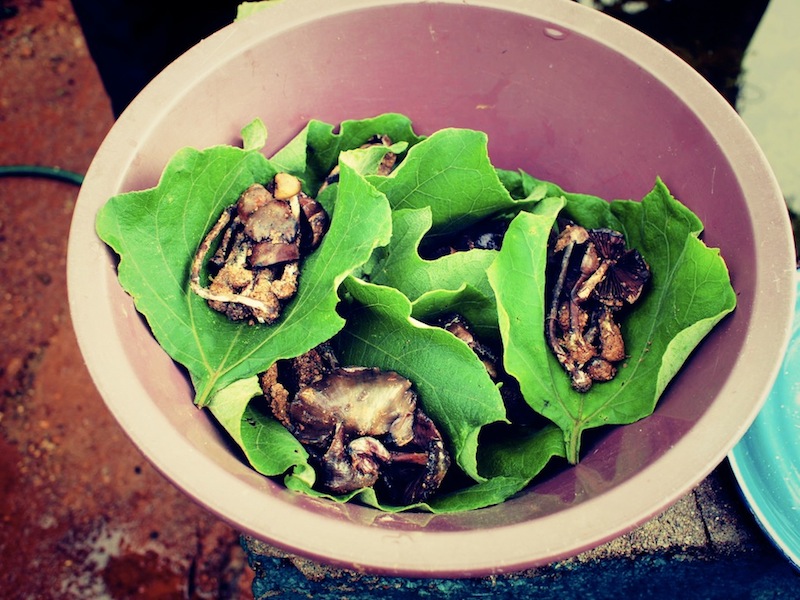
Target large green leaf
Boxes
[489,180,736,462]
[96,142,392,406]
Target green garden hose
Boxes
[0,165,85,186]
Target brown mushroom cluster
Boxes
[190,173,329,324]
[259,344,451,505]
[546,221,651,392]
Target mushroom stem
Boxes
[546,240,574,352]
[189,206,233,294]
[389,451,430,466]
[573,260,609,303]
[188,205,274,320]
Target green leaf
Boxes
[368,128,524,238]
[281,470,534,513]
[489,180,736,463]
[337,277,507,482]
[207,376,315,486]
[208,373,565,514]
[235,1,283,21]
[338,141,409,176]
[273,114,426,196]
[367,207,499,335]
[241,118,268,151]
[96,147,392,406]
[495,167,553,201]
[265,123,310,176]
[410,284,500,342]
[477,422,567,480]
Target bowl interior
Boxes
[68,0,795,576]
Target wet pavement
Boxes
[0,0,798,598]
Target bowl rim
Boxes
[67,0,797,578]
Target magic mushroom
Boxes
[259,344,451,505]
[189,173,329,324]
[546,221,650,392]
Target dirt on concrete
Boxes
[0,1,252,597]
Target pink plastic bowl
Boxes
[67,0,796,577]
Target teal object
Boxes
[730,270,800,571]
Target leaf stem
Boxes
[195,380,215,409]
[188,205,275,316]
[567,427,581,465]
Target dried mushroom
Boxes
[438,313,501,380]
[546,221,650,392]
[259,344,450,505]
[189,173,329,324]
[438,313,542,426]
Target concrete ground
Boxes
[0,1,251,597]
[0,1,797,598]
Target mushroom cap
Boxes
[595,248,651,306]
[244,198,299,243]
[292,367,417,446]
